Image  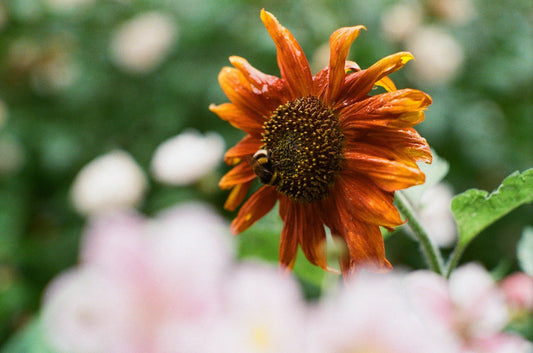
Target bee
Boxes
[249,149,279,186]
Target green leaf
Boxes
[518,226,533,276]
[451,168,533,246]
[1,317,56,353]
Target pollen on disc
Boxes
[261,96,344,203]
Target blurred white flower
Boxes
[150,129,225,185]
[309,272,458,353]
[110,12,178,74]
[430,0,477,25]
[418,183,457,247]
[381,2,424,42]
[407,264,531,352]
[405,26,464,85]
[70,150,148,216]
[0,136,26,175]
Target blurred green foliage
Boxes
[0,0,531,346]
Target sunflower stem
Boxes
[394,191,445,275]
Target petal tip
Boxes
[260,8,276,24]
[400,52,415,64]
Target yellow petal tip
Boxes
[400,52,415,64]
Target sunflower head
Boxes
[211,9,432,276]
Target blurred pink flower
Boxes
[40,204,533,353]
[219,263,307,353]
[41,267,144,353]
[307,272,458,353]
[156,263,307,353]
[42,202,232,353]
[500,272,533,314]
[407,264,532,353]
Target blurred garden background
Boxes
[0,0,531,348]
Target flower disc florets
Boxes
[261,96,345,203]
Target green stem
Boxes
[394,191,445,275]
[445,241,467,278]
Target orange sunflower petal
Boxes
[336,172,403,227]
[229,56,289,112]
[223,135,262,165]
[219,162,256,190]
[230,185,278,234]
[314,60,360,100]
[340,89,432,129]
[361,128,432,163]
[319,191,391,274]
[341,226,393,275]
[298,203,328,270]
[278,196,300,271]
[326,25,365,104]
[374,76,397,92]
[224,181,253,211]
[336,51,414,108]
[260,9,313,99]
[209,103,263,136]
[218,67,273,120]
[344,143,425,192]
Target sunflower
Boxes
[210,10,432,276]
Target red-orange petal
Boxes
[344,143,425,192]
[224,181,253,211]
[219,162,256,190]
[230,185,278,234]
[319,190,391,274]
[339,89,432,129]
[298,203,328,270]
[314,60,361,101]
[326,25,365,105]
[336,52,414,108]
[229,56,289,112]
[342,224,392,275]
[224,135,262,165]
[278,196,300,270]
[361,128,432,163]
[335,172,403,227]
[260,9,313,99]
[209,103,263,136]
[218,67,273,120]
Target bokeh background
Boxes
[0,0,531,346]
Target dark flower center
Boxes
[261,96,345,202]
